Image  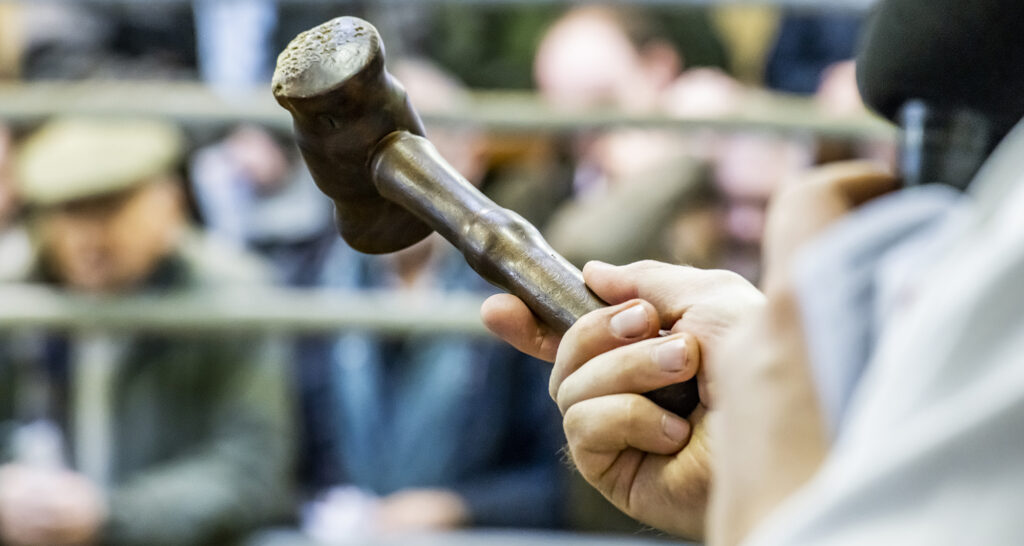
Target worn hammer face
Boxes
[272,16,432,253]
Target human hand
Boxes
[375,489,468,534]
[301,486,379,542]
[0,464,106,546]
[483,261,764,539]
[482,260,763,371]
[480,162,895,540]
[708,161,898,546]
[224,126,289,192]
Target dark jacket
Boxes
[0,233,294,545]
[297,240,566,528]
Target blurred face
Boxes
[36,178,184,293]
[714,134,814,245]
[224,126,290,192]
[535,9,681,113]
[535,11,641,110]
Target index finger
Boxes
[481,293,561,362]
[583,260,753,328]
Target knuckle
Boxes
[705,269,763,300]
[622,395,647,428]
[562,403,589,443]
[565,305,615,345]
[633,259,662,269]
[577,300,642,345]
[538,333,561,362]
[658,264,702,287]
[705,268,745,285]
[554,379,573,413]
[625,259,664,276]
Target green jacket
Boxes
[0,233,294,545]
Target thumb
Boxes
[762,161,899,290]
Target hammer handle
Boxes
[371,131,700,417]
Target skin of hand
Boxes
[374,488,468,534]
[480,160,897,541]
[708,161,899,546]
[482,260,765,539]
[0,464,107,546]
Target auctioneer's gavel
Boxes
[272,16,700,417]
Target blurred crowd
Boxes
[0,2,890,545]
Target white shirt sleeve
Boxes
[745,139,1024,545]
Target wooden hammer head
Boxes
[272,16,432,253]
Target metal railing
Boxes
[0,81,895,140]
[0,0,879,12]
[0,284,491,336]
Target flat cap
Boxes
[16,118,184,206]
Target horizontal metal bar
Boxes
[0,284,492,336]
[0,0,878,12]
[0,81,895,140]
[0,82,291,131]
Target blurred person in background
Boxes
[815,60,863,117]
[295,59,564,542]
[189,126,334,286]
[724,54,898,283]
[14,4,109,80]
[534,5,739,269]
[0,118,293,545]
[19,3,196,80]
[533,5,736,115]
[193,0,277,91]
[712,26,889,280]
[0,125,31,281]
[815,59,898,168]
[419,4,725,91]
[711,132,816,280]
[764,12,863,94]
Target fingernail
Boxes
[610,305,649,339]
[654,338,687,373]
[662,414,691,443]
[583,260,615,278]
[585,260,613,271]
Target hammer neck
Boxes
[370,131,603,332]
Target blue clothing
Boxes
[765,13,863,94]
[298,241,566,528]
[194,0,277,89]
